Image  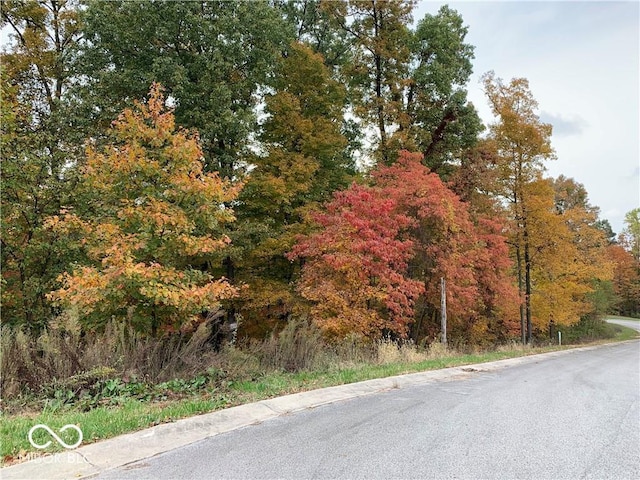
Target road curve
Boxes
[606,317,640,332]
[97,340,640,480]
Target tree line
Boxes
[2,0,639,346]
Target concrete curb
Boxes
[1,341,631,480]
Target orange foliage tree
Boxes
[47,84,240,335]
[607,244,640,317]
[525,178,612,328]
[482,72,556,343]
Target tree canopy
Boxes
[1,0,627,345]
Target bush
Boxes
[562,316,616,344]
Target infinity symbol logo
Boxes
[28,424,83,449]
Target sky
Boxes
[414,0,639,235]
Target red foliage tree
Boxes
[290,150,518,343]
[373,151,518,342]
[288,184,423,339]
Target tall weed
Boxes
[245,317,327,372]
[1,313,216,400]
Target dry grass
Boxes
[244,317,328,372]
[494,340,534,354]
[375,338,432,364]
[1,313,217,400]
[1,314,465,413]
[2,316,343,406]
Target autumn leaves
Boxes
[290,152,518,342]
[3,1,637,346]
[33,78,630,343]
[48,85,240,335]
[41,81,512,342]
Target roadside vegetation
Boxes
[2,316,637,465]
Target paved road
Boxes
[606,317,640,332]
[98,340,640,480]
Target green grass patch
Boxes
[0,396,232,465]
[607,324,640,341]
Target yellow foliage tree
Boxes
[525,179,613,328]
[47,84,240,335]
[482,72,555,342]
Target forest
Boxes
[2,0,640,355]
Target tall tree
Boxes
[483,72,556,343]
[1,0,83,329]
[47,85,240,335]
[278,0,352,69]
[402,5,483,177]
[525,178,612,328]
[323,0,415,164]
[76,0,291,178]
[231,42,354,335]
[320,3,482,175]
[548,176,615,321]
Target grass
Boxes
[0,343,562,465]
[600,315,640,341]
[0,397,227,464]
[612,326,640,341]
[1,317,637,467]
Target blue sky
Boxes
[415,0,639,234]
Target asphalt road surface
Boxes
[606,317,640,332]
[99,338,639,479]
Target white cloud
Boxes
[539,112,587,137]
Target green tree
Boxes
[620,208,640,261]
[76,0,291,178]
[403,5,483,177]
[48,85,240,335]
[279,0,352,69]
[320,3,482,174]
[323,0,415,164]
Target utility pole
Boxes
[441,277,447,345]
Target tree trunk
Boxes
[524,227,533,344]
[516,243,525,344]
